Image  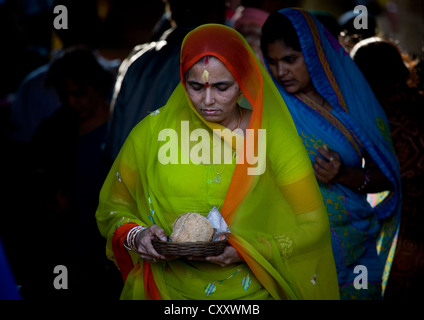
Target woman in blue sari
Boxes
[260,8,401,299]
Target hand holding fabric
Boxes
[313,145,343,184]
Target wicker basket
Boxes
[152,237,227,257]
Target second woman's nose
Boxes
[277,61,288,77]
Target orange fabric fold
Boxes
[143,261,162,300]
[112,222,138,282]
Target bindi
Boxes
[202,69,210,87]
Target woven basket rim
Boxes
[153,237,227,245]
[152,237,227,256]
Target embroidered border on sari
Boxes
[295,93,363,158]
[300,11,348,113]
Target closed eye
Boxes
[187,81,204,91]
[266,57,278,65]
[284,55,298,64]
[266,55,298,65]
[187,79,235,92]
[215,84,230,92]
[213,81,234,92]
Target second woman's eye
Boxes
[284,55,298,64]
[267,58,277,66]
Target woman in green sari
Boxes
[95,24,339,300]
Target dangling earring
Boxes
[238,90,248,108]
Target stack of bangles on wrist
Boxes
[357,169,370,191]
[124,225,148,252]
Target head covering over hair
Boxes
[261,8,401,299]
[96,23,339,300]
[233,6,270,30]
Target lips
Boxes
[280,80,295,87]
[202,109,221,116]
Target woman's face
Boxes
[58,78,102,120]
[265,40,313,95]
[185,56,240,127]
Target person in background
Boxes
[22,47,121,299]
[351,37,424,299]
[260,8,401,299]
[225,0,242,25]
[103,0,227,164]
[95,24,339,300]
[8,0,120,144]
[231,4,270,65]
[337,8,378,53]
[310,10,340,39]
[1,0,121,299]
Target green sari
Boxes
[96,24,339,300]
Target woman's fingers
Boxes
[149,225,168,241]
[314,146,343,183]
[189,246,240,267]
[316,145,339,164]
[136,226,167,261]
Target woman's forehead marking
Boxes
[202,69,210,87]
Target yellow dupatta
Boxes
[96,24,339,300]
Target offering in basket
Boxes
[152,207,230,256]
[170,212,214,242]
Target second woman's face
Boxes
[186,56,240,127]
[265,40,313,95]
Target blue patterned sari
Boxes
[264,8,401,299]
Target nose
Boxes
[204,87,214,105]
[277,61,288,78]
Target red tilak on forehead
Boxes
[205,56,209,64]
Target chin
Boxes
[282,86,299,94]
[204,116,223,124]
[199,111,222,122]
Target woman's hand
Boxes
[187,245,242,267]
[135,225,178,263]
[313,145,343,184]
[314,145,393,192]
